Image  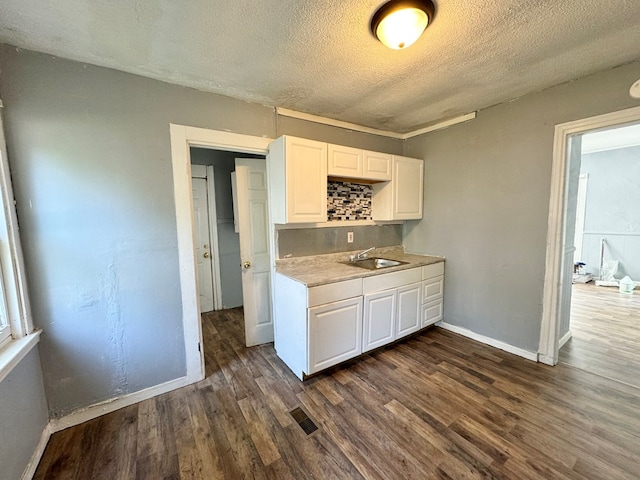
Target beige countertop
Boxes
[275,246,445,287]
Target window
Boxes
[0,100,34,356]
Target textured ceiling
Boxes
[1,0,639,133]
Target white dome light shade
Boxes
[371,0,436,50]
[630,78,640,99]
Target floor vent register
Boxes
[289,406,319,436]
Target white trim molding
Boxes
[49,376,190,433]
[539,105,640,366]
[276,107,476,140]
[0,330,40,384]
[21,423,52,480]
[402,112,477,139]
[205,165,224,310]
[437,322,538,362]
[558,330,572,349]
[169,124,272,385]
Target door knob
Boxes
[243,261,251,269]
[203,252,210,258]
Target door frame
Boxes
[170,124,272,383]
[538,105,640,366]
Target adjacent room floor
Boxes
[35,307,640,479]
[560,282,640,389]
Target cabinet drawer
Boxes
[422,276,444,303]
[308,278,362,307]
[422,299,443,327]
[363,267,421,294]
[422,262,444,280]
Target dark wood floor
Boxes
[560,282,640,388]
[35,307,640,479]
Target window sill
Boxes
[0,330,41,384]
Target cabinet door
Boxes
[328,144,362,177]
[422,276,444,303]
[363,289,396,353]
[393,156,423,220]
[363,150,392,181]
[396,282,421,339]
[308,297,363,374]
[286,137,327,223]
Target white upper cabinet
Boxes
[328,144,392,181]
[363,150,392,181]
[328,144,363,177]
[372,155,424,221]
[268,136,328,224]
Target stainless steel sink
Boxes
[343,257,408,270]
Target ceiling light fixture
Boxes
[371,0,436,50]
[630,78,640,99]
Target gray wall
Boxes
[0,347,48,480]
[277,224,402,258]
[404,60,640,353]
[579,145,640,279]
[0,44,402,417]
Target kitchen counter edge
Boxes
[275,246,445,288]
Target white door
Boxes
[191,177,215,312]
[235,159,273,346]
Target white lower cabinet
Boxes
[363,268,422,353]
[274,261,445,380]
[308,297,363,374]
[421,262,445,327]
[422,299,443,326]
[363,290,396,352]
[396,282,422,338]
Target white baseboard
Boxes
[49,375,190,433]
[21,423,52,480]
[558,330,572,349]
[437,322,538,362]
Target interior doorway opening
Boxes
[557,122,640,387]
[190,147,264,313]
[539,105,640,368]
[169,125,273,384]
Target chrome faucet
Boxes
[350,247,375,262]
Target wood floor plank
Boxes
[35,305,640,479]
[560,282,640,388]
[89,405,138,480]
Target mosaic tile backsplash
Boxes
[327,181,372,221]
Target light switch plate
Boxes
[347,232,354,243]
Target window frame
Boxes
[0,99,34,354]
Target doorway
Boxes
[190,148,262,312]
[557,123,640,387]
[539,105,640,368]
[169,125,273,384]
